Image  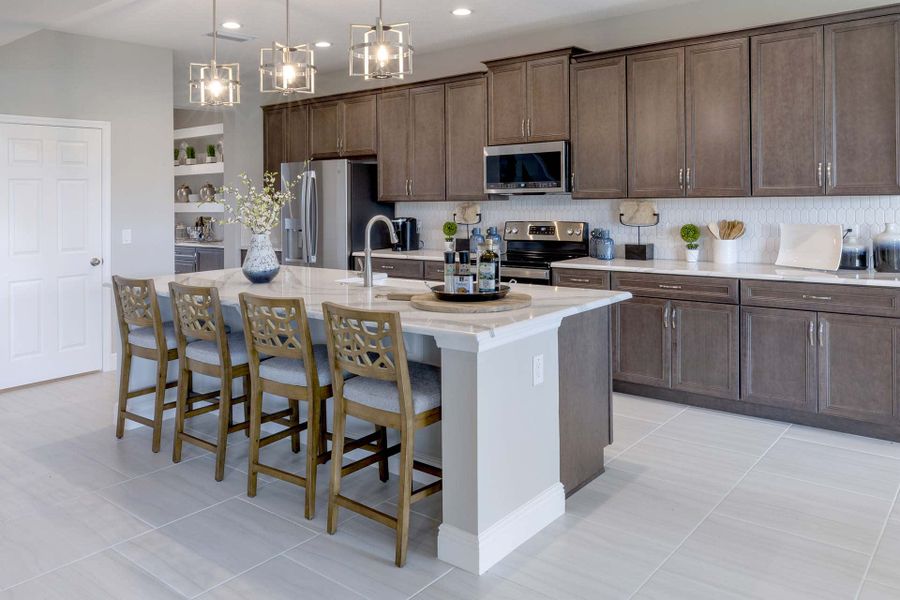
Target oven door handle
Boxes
[500,266,550,281]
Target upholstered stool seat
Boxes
[342,362,441,414]
[186,332,250,366]
[127,322,177,350]
[258,345,334,387]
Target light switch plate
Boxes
[533,354,544,386]
[121,229,132,245]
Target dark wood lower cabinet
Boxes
[672,301,739,400]
[612,297,670,388]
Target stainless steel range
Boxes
[501,220,589,285]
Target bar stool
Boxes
[239,293,391,520]
[322,302,442,567]
[169,282,251,481]
[112,276,180,453]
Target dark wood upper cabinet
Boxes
[446,77,487,201]
[741,306,818,412]
[612,297,671,388]
[825,15,900,196]
[409,84,446,201]
[263,106,286,187]
[377,89,411,202]
[671,301,739,400]
[309,101,341,159]
[570,57,627,199]
[285,104,309,164]
[627,48,685,198]
[340,95,377,157]
[487,61,528,145]
[526,55,570,142]
[685,38,750,197]
[818,312,899,423]
[751,27,825,196]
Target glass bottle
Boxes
[874,223,900,273]
[477,238,499,293]
[469,227,485,255]
[443,251,456,290]
[486,226,502,253]
[598,229,615,260]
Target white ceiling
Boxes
[0,0,699,72]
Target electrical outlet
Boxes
[533,354,544,386]
[121,229,132,245]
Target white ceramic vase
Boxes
[685,247,700,263]
[243,233,280,283]
[712,239,738,264]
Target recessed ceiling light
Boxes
[315,41,332,48]
[221,21,241,30]
[451,8,472,16]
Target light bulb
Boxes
[208,78,224,97]
[376,44,389,65]
[282,64,297,84]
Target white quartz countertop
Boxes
[152,266,630,350]
[175,241,225,249]
[552,257,900,288]
[351,249,447,262]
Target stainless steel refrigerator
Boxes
[281,160,394,269]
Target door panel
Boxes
[446,78,488,201]
[409,85,446,201]
[309,101,340,158]
[0,123,103,388]
[671,301,739,400]
[751,27,825,196]
[488,62,527,145]
[286,104,309,163]
[825,16,900,195]
[627,48,685,198]
[741,306,818,412]
[341,95,377,156]
[818,312,898,423]
[263,107,286,186]
[571,57,627,199]
[612,297,670,387]
[377,90,411,201]
[527,55,570,141]
[685,38,750,197]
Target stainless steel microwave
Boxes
[483,141,569,194]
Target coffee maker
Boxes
[391,218,419,251]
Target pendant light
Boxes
[349,0,413,80]
[189,0,241,106]
[260,0,316,94]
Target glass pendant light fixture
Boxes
[349,0,413,80]
[189,0,240,106]
[260,0,316,94]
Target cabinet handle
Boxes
[527,119,532,137]
[663,305,669,329]
[569,278,591,284]
[672,307,677,329]
[380,265,395,270]
[571,172,575,189]
[827,162,833,187]
[808,321,815,346]
[658,284,683,290]
[819,321,825,347]
[678,168,684,190]
[521,119,526,138]
[686,167,692,191]
[802,294,832,301]
[817,162,823,187]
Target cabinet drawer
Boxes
[175,246,197,258]
[552,268,610,290]
[611,272,739,304]
[741,280,900,318]
[370,258,424,280]
[424,261,449,282]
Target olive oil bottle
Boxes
[477,238,499,293]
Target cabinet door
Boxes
[741,306,818,412]
[818,312,899,423]
[286,104,309,163]
[263,107,286,185]
[671,301,739,400]
[488,61,528,145]
[446,78,488,201]
[627,48,685,198]
[751,27,825,196]
[196,248,224,272]
[685,38,750,197]
[527,55,570,141]
[571,57,627,199]
[825,16,900,195]
[409,84,446,201]
[377,90,411,201]
[341,95,377,157]
[612,297,670,388]
[309,101,340,159]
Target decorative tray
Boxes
[429,284,511,302]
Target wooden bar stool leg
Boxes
[289,399,301,454]
[377,426,390,482]
[150,357,168,453]
[215,376,232,481]
[304,392,320,520]
[172,366,190,463]
[395,428,415,567]
[243,374,251,437]
[327,398,347,535]
[247,383,263,497]
[115,349,132,439]
[318,402,328,457]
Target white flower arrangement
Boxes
[213,171,298,235]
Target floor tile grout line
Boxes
[405,566,455,599]
[105,549,194,599]
[625,425,792,599]
[233,495,322,535]
[605,406,688,465]
[282,548,392,600]
[717,512,872,557]
[749,465,900,503]
[780,432,900,463]
[649,430,784,458]
[854,480,900,600]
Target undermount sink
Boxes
[335,273,389,286]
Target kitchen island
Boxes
[148,266,631,574]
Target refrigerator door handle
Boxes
[306,170,318,265]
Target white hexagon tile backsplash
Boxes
[396,195,900,263]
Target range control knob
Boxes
[574,228,582,236]
[505,228,512,235]
[512,227,519,234]
[566,228,574,236]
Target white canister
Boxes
[712,239,738,264]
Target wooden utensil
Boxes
[708,222,721,240]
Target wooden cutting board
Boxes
[409,292,532,313]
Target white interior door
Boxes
[0,123,103,389]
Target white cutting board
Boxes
[775,224,843,271]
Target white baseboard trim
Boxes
[437,482,565,574]
[104,352,117,372]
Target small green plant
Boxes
[173,148,180,161]
[206,144,216,158]
[680,223,701,250]
[442,221,458,242]
[185,146,196,160]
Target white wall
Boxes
[0,30,174,278]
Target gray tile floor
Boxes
[2,372,900,599]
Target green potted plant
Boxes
[185,146,197,165]
[680,223,701,262]
[206,144,217,164]
[173,147,180,166]
[442,221,458,252]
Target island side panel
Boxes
[558,306,611,496]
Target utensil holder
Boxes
[712,239,738,264]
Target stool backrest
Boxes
[112,276,166,351]
[168,282,230,364]
[239,293,320,388]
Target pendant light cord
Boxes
[211,0,218,65]
[285,0,291,47]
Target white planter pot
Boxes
[712,239,738,264]
[185,159,197,165]
[685,247,700,263]
[206,156,217,163]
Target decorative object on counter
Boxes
[176,183,192,203]
[486,226,502,251]
[349,0,413,81]
[712,239,738,264]
[775,224,843,271]
[458,250,470,274]
[219,171,297,282]
[430,283,510,302]
[173,148,180,166]
[680,224,701,263]
[199,182,217,203]
[195,216,216,241]
[184,146,197,165]
[717,220,745,241]
[619,200,657,261]
[443,251,456,289]
[598,229,616,261]
[442,221,458,252]
[189,0,241,106]
[410,290,530,313]
[453,203,482,251]
[840,227,869,271]
[478,238,500,292]
[259,0,316,95]
[707,221,721,240]
[874,223,900,273]
[175,223,188,241]
[216,139,224,162]
[205,144,217,163]
[469,226,484,255]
